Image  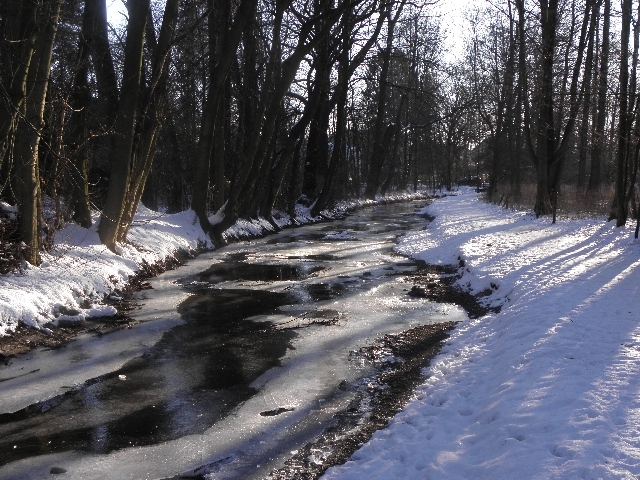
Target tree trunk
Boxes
[577,4,598,191]
[98,0,149,250]
[66,1,96,228]
[588,0,609,193]
[222,0,348,227]
[13,0,62,265]
[534,0,559,217]
[364,3,403,199]
[261,67,325,221]
[192,0,257,233]
[303,45,332,198]
[311,15,351,216]
[118,0,181,241]
[0,0,40,169]
[612,0,632,226]
[380,96,406,197]
[519,0,591,217]
[85,0,119,127]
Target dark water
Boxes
[0,289,295,464]
[0,200,430,469]
[197,262,325,283]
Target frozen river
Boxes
[0,201,467,479]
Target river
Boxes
[0,201,467,479]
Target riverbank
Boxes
[323,187,640,479]
[0,197,460,479]
[0,193,428,357]
[267,321,458,480]
[265,259,499,479]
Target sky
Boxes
[106,0,127,26]
[435,0,478,60]
[105,0,481,61]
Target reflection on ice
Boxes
[0,201,469,480]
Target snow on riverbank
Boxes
[0,192,426,337]
[0,207,209,337]
[324,188,640,479]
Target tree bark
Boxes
[588,0,609,192]
[380,96,406,197]
[13,0,62,265]
[261,68,325,222]
[66,0,96,228]
[0,0,40,170]
[611,0,632,226]
[364,1,405,199]
[192,0,258,234]
[311,14,352,216]
[84,0,119,127]
[98,0,149,250]
[534,0,559,217]
[578,3,598,190]
[118,0,181,241]
[518,0,591,217]
[222,0,349,227]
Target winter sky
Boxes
[106,0,483,62]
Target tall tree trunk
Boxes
[84,0,119,128]
[612,0,632,226]
[516,0,537,171]
[588,0,609,192]
[192,0,257,234]
[234,6,289,219]
[578,3,598,190]
[311,14,351,216]
[209,0,230,213]
[534,0,559,217]
[260,67,325,222]
[303,41,332,198]
[118,0,181,241]
[0,0,40,170]
[380,96,406,197]
[98,0,149,250]
[222,0,348,227]
[66,0,96,228]
[364,2,404,199]
[519,0,590,217]
[13,0,62,265]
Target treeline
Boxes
[461,0,640,233]
[3,0,640,268]
[0,0,445,265]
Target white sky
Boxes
[435,0,486,60]
[106,0,127,27]
[106,0,479,61]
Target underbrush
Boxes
[0,212,23,275]
[488,183,615,219]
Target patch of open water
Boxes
[0,201,468,479]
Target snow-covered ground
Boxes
[324,187,640,479]
[0,193,426,337]
[0,206,209,336]
[6,188,639,478]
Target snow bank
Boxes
[0,192,428,337]
[221,191,428,240]
[0,207,209,336]
[324,187,640,479]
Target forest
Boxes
[1,0,639,267]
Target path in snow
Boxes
[324,188,640,480]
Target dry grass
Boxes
[489,183,615,220]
